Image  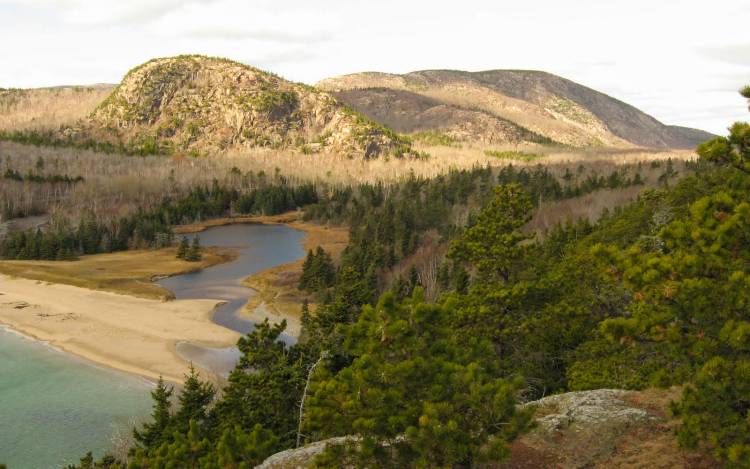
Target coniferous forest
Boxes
[45,88,750,468]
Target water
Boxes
[158,223,306,375]
[0,222,305,468]
[0,327,152,469]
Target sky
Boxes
[1,0,748,134]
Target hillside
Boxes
[0,84,115,132]
[317,70,714,148]
[330,87,554,145]
[63,56,411,158]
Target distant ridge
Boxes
[318,69,715,149]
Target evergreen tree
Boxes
[216,320,305,448]
[298,247,336,293]
[448,184,532,283]
[185,235,202,262]
[173,364,215,434]
[133,377,174,450]
[306,290,533,467]
[176,236,189,259]
[697,88,750,175]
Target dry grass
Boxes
[0,246,235,299]
[173,212,307,234]
[527,186,647,234]
[0,85,114,132]
[0,138,695,223]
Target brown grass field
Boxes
[0,246,235,299]
[0,85,114,132]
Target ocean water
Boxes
[0,328,152,469]
[0,223,305,468]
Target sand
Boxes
[0,274,239,383]
[0,213,347,384]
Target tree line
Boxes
[0,181,318,260]
[4,167,84,184]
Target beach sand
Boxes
[0,213,347,383]
[0,274,239,383]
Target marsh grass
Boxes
[0,247,235,299]
[484,149,544,162]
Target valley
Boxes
[0,50,745,469]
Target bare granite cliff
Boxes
[65,55,411,159]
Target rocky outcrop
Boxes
[65,56,411,159]
[256,437,351,469]
[318,70,715,149]
[254,388,715,469]
[510,389,656,468]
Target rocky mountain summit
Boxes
[318,70,714,149]
[64,56,411,158]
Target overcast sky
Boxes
[1,0,748,134]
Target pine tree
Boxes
[176,236,189,259]
[448,183,532,284]
[133,377,174,450]
[216,320,305,448]
[305,290,533,467]
[697,87,750,175]
[173,364,215,434]
[298,250,315,290]
[185,236,202,262]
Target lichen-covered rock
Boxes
[527,389,654,435]
[255,437,351,469]
[255,389,660,469]
[255,389,717,468]
[65,55,411,158]
[515,389,656,468]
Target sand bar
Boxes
[0,274,239,383]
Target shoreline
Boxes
[0,212,347,384]
[174,211,349,337]
[0,274,240,383]
[0,323,161,388]
[0,247,237,301]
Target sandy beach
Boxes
[0,274,240,383]
[0,214,347,384]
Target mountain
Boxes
[317,70,715,148]
[63,56,411,158]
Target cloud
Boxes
[148,0,337,44]
[700,43,750,67]
[2,0,219,25]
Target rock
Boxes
[255,437,351,469]
[256,389,714,469]
[67,55,412,159]
[515,389,656,468]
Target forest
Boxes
[42,88,750,468]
